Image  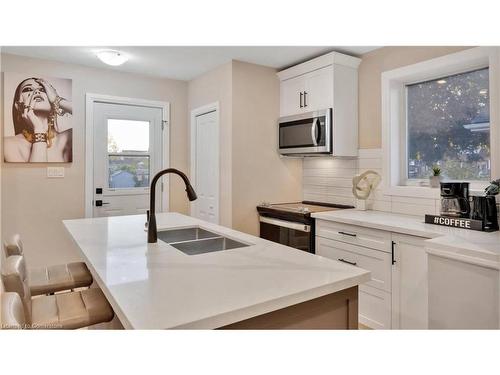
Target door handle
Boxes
[303,91,308,107]
[259,216,311,232]
[338,258,357,266]
[391,241,396,265]
[95,200,110,207]
[299,92,303,108]
[311,118,319,146]
[338,231,357,237]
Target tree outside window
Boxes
[407,68,490,181]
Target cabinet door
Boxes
[280,75,306,117]
[391,234,428,329]
[303,66,334,112]
[359,284,392,330]
[316,236,392,329]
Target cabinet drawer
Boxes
[359,285,392,329]
[316,237,392,292]
[316,219,392,252]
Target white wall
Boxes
[1,53,189,269]
[188,60,303,235]
[187,62,233,227]
[232,61,302,235]
[358,46,471,149]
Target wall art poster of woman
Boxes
[3,73,73,163]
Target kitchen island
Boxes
[63,213,370,329]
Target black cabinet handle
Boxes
[391,241,396,265]
[338,231,357,237]
[338,258,357,266]
[303,91,308,107]
[300,92,303,108]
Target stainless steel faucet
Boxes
[147,168,197,243]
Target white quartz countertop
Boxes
[312,209,500,269]
[63,213,370,329]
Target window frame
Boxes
[382,47,499,198]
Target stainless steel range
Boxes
[256,201,353,253]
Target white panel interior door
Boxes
[93,102,164,217]
[192,110,219,223]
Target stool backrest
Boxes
[2,234,24,260]
[1,292,26,329]
[1,255,32,324]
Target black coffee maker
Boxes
[440,182,470,218]
[471,196,499,231]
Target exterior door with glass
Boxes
[93,102,164,217]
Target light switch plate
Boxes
[47,167,65,178]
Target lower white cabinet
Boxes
[391,234,428,329]
[315,219,429,329]
[427,253,499,329]
[316,237,392,292]
[359,285,392,329]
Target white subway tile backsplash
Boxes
[303,158,357,169]
[304,185,354,198]
[303,176,353,188]
[391,201,440,216]
[304,192,356,206]
[391,195,436,207]
[366,198,392,212]
[303,167,358,179]
[303,148,438,217]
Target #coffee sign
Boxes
[425,215,483,231]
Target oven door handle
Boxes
[259,216,311,232]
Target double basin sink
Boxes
[157,227,250,255]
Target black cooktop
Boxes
[257,201,354,223]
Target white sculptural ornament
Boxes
[352,170,381,210]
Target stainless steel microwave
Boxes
[278,108,332,156]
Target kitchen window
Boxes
[382,47,499,197]
[405,68,490,183]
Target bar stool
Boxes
[1,255,114,329]
[3,234,93,296]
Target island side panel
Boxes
[220,287,358,329]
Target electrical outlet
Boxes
[47,167,65,178]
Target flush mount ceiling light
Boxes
[96,50,129,66]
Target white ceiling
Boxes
[1,46,379,81]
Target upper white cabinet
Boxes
[277,51,361,157]
[280,75,306,117]
[279,65,334,116]
[302,66,334,113]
